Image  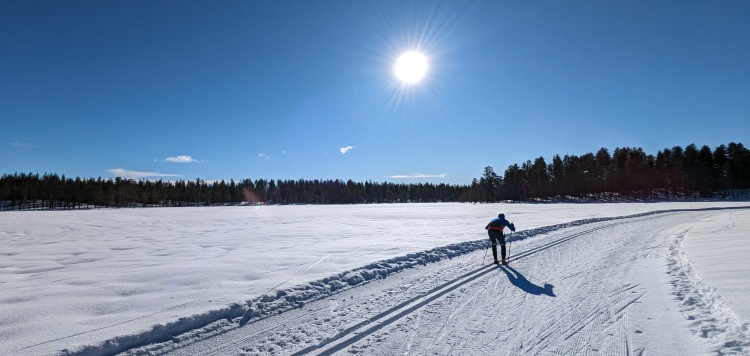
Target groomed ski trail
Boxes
[117,208,749,356]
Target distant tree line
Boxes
[0,175,468,210]
[1,142,748,210]
[461,142,750,202]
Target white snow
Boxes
[0,202,749,355]
[683,210,750,323]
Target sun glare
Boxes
[394,51,428,84]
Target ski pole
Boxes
[507,231,512,263]
[482,239,489,265]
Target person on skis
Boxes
[485,213,515,265]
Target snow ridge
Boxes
[667,228,750,355]
[64,206,749,356]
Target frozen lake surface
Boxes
[1,202,749,355]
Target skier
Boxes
[485,213,515,266]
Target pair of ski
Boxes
[486,261,509,267]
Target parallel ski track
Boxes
[119,207,749,356]
[190,264,498,356]
[187,222,620,356]
[295,223,621,355]
[507,223,615,264]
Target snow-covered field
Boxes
[1,202,749,355]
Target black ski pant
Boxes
[488,231,506,262]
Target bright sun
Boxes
[394,51,428,84]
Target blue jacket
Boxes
[485,214,515,232]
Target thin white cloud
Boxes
[108,169,181,179]
[389,173,447,179]
[258,153,271,160]
[163,155,198,163]
[340,146,356,154]
[9,141,35,148]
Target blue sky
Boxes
[1,0,748,185]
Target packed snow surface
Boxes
[0,202,749,355]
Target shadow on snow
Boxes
[500,266,555,297]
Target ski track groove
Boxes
[295,266,498,355]
[188,306,331,356]
[180,258,490,356]
[362,213,692,354]
[520,221,646,356]
[442,271,505,355]
[184,221,622,356]
[83,206,749,355]
[430,282,475,353]
[376,219,633,356]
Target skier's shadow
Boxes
[501,266,556,297]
